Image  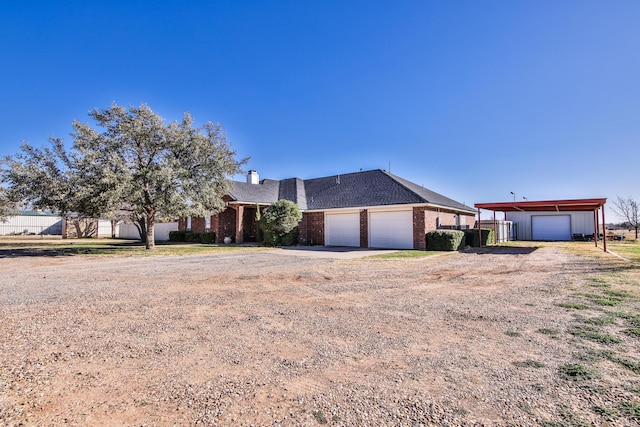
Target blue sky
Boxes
[1,1,638,220]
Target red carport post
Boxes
[493,210,497,243]
[602,205,607,252]
[593,209,598,248]
[477,207,482,247]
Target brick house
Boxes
[178,169,476,250]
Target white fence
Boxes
[478,220,514,243]
[117,222,178,241]
[0,215,178,241]
[0,215,63,235]
[97,220,119,237]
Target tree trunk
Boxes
[110,219,117,239]
[134,217,147,244]
[145,215,155,250]
[73,219,82,238]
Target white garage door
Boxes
[369,210,414,249]
[532,215,571,241]
[325,213,360,247]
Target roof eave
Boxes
[302,202,477,214]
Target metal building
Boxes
[0,211,63,235]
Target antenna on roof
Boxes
[388,161,391,173]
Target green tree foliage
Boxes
[259,199,302,246]
[0,187,16,221]
[2,103,246,249]
[2,138,81,215]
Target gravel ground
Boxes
[0,245,639,426]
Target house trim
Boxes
[303,202,475,215]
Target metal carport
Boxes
[474,198,608,251]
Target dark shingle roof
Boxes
[384,171,475,212]
[226,169,474,213]
[278,178,308,210]
[304,170,421,209]
[228,179,280,204]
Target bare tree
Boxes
[612,196,639,239]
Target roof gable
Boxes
[227,179,280,204]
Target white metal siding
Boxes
[478,220,513,243]
[325,213,360,247]
[117,222,178,241]
[369,210,413,249]
[506,211,593,240]
[0,215,63,235]
[97,220,120,237]
[532,215,571,241]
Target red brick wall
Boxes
[210,215,220,241]
[413,208,477,249]
[413,207,426,250]
[218,208,236,243]
[242,207,259,242]
[465,213,476,228]
[422,208,464,230]
[300,212,324,245]
[424,208,439,231]
[360,210,368,248]
[191,217,206,234]
[234,205,245,244]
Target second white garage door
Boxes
[532,215,571,241]
[369,210,414,249]
[325,212,360,247]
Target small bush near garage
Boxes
[463,229,495,247]
[185,232,201,243]
[168,231,216,244]
[426,230,465,251]
[200,232,216,244]
[169,230,187,242]
[262,227,299,246]
[259,200,302,246]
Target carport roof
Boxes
[474,198,607,212]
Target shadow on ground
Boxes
[466,246,539,255]
[0,246,138,258]
[0,248,74,258]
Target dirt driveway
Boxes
[0,245,638,426]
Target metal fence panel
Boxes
[97,220,119,237]
[117,222,178,241]
[0,215,63,235]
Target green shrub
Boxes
[280,228,299,246]
[185,232,201,243]
[168,230,215,244]
[262,227,299,246]
[168,230,187,242]
[463,229,495,247]
[259,200,302,246]
[200,231,216,244]
[426,230,465,251]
